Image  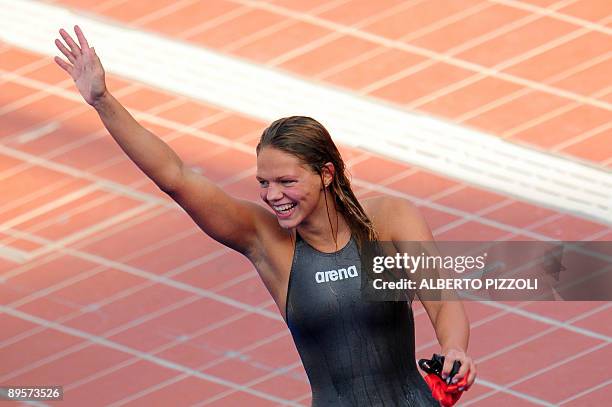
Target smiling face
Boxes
[256,147,330,229]
[255,116,378,247]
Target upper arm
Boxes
[166,165,272,256]
[382,197,468,340]
[383,197,447,323]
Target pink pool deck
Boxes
[0,1,610,406]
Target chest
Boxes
[287,240,387,330]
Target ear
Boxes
[321,162,335,189]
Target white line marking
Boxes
[2,68,600,244]
[230,0,611,110]
[0,0,609,225]
[476,301,611,342]
[0,4,604,404]
[1,222,281,320]
[0,184,98,231]
[475,303,611,364]
[464,342,610,406]
[491,0,612,35]
[0,143,170,206]
[558,377,612,405]
[0,243,227,351]
[2,271,273,383]
[0,243,29,263]
[0,305,302,406]
[27,202,156,260]
[552,121,612,153]
[106,313,289,406]
[13,121,61,143]
[194,361,304,406]
[0,0,608,336]
[463,377,558,406]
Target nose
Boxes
[266,183,283,201]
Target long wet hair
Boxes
[256,116,378,250]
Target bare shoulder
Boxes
[361,195,420,219]
[361,195,431,241]
[360,195,387,215]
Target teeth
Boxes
[274,203,296,212]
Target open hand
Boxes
[54,25,107,106]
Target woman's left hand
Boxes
[440,347,477,390]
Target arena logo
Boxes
[315,265,358,283]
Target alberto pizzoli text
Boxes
[372,278,539,291]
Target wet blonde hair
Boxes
[256,116,378,250]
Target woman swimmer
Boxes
[55,26,477,406]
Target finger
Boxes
[458,370,473,391]
[441,356,457,381]
[54,56,74,76]
[459,370,476,391]
[55,39,75,64]
[452,360,470,383]
[467,365,477,386]
[59,28,81,55]
[74,25,90,51]
[90,47,100,59]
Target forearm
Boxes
[93,91,182,191]
[434,302,470,352]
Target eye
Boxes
[281,180,296,186]
[258,180,269,188]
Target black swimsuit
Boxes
[285,233,439,406]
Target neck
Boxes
[296,190,351,250]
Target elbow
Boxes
[157,163,184,194]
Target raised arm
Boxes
[54,26,266,255]
[54,25,181,192]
